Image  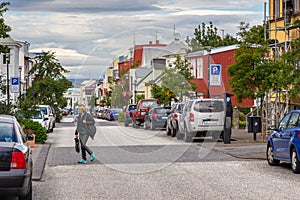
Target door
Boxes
[280,112,300,159]
[273,113,291,158]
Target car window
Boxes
[194,100,224,113]
[40,107,48,115]
[155,108,169,114]
[32,112,43,119]
[128,105,137,111]
[141,101,158,107]
[287,112,300,129]
[0,122,16,142]
[279,113,291,130]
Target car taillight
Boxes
[152,114,158,119]
[298,131,300,139]
[126,111,130,116]
[11,152,26,169]
[174,114,178,120]
[190,113,194,122]
[53,114,56,118]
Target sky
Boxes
[4,0,266,79]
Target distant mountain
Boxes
[68,79,90,88]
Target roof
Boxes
[80,80,97,87]
[135,68,152,78]
[187,44,239,57]
[0,115,15,123]
[0,37,23,48]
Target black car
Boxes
[144,106,171,130]
[0,115,33,200]
[124,104,137,127]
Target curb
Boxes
[32,143,51,181]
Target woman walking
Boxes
[75,104,95,164]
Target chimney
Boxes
[149,41,153,45]
[156,40,159,44]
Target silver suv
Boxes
[178,99,225,142]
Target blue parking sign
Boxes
[11,77,19,85]
[210,64,222,86]
[210,64,221,75]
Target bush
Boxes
[239,120,246,129]
[56,112,62,122]
[17,118,48,143]
[118,112,125,122]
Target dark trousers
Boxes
[79,134,93,160]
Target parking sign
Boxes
[210,64,222,86]
[10,77,20,93]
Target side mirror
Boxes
[26,134,34,141]
[166,111,171,115]
[44,117,49,121]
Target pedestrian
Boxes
[75,104,95,164]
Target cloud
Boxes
[5,0,265,79]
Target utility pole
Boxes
[6,54,10,105]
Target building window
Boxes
[273,0,280,18]
[197,58,203,79]
[294,0,299,12]
[189,59,197,78]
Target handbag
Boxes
[74,138,80,153]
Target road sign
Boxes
[10,77,20,93]
[210,64,222,86]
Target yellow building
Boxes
[269,0,300,49]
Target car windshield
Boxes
[32,112,43,119]
[142,101,158,108]
[155,108,170,114]
[0,122,16,142]
[40,107,47,115]
[194,101,224,113]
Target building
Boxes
[0,37,31,104]
[80,80,97,109]
[64,88,82,109]
[186,45,254,107]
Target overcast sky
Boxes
[5,0,266,79]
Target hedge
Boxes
[18,118,48,143]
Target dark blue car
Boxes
[144,106,171,130]
[267,110,300,173]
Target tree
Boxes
[29,51,69,80]
[151,55,197,104]
[0,2,11,53]
[186,21,238,52]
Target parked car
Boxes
[132,99,160,128]
[107,108,123,121]
[124,104,137,127]
[267,110,300,173]
[179,99,225,142]
[38,105,55,133]
[144,106,171,130]
[0,115,33,199]
[30,110,48,129]
[166,103,185,138]
[61,108,69,116]
[96,108,105,119]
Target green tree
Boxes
[186,21,238,52]
[0,2,11,53]
[227,22,281,103]
[29,51,69,80]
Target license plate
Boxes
[204,121,217,125]
[162,117,168,119]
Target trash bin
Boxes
[247,116,261,133]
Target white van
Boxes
[179,99,225,142]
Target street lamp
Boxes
[19,66,22,97]
[6,54,10,105]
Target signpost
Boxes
[10,77,20,93]
[209,64,222,86]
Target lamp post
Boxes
[18,66,22,97]
[207,48,211,98]
[6,54,10,105]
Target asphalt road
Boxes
[31,117,300,200]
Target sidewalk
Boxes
[31,143,51,181]
[214,128,267,160]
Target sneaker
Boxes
[91,153,95,161]
[78,159,87,164]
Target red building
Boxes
[187,45,254,107]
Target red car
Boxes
[131,99,160,128]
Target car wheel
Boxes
[166,125,171,136]
[150,121,155,130]
[132,120,137,128]
[291,148,300,174]
[184,125,193,143]
[267,144,280,166]
[171,127,177,137]
[20,180,32,200]
[176,130,184,140]
[53,123,55,128]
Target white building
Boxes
[64,88,82,109]
[80,80,97,108]
[0,37,31,104]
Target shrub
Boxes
[18,118,48,143]
[118,112,125,122]
[239,120,246,129]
